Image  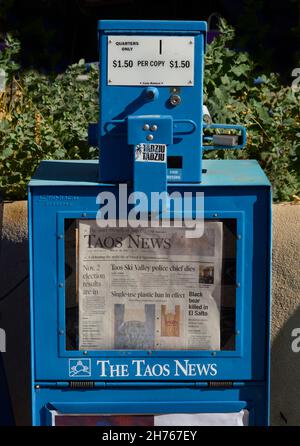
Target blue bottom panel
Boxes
[33,383,268,426]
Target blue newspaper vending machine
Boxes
[28,20,271,426]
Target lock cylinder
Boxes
[145,87,159,101]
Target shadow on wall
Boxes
[0,197,14,425]
[271,306,300,426]
[0,202,30,426]
[270,204,300,426]
[0,353,14,425]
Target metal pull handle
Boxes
[104,118,197,136]
[203,123,247,150]
[173,119,197,135]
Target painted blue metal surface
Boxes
[95,20,246,186]
[28,19,270,427]
[128,115,172,211]
[98,20,208,33]
[29,159,271,188]
[127,115,173,146]
[98,20,205,183]
[28,159,271,426]
[33,385,267,426]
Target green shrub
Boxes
[204,18,300,201]
[0,22,299,201]
[0,46,98,199]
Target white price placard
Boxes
[107,36,194,86]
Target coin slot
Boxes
[167,156,182,168]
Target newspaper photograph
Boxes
[78,220,223,351]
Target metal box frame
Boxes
[29,159,271,426]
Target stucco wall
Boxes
[0,200,299,425]
[270,203,300,426]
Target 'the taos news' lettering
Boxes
[96,359,218,378]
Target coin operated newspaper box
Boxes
[28,20,271,426]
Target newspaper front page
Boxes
[78,221,223,351]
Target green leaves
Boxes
[0,147,14,159]
[0,28,299,202]
[230,64,250,77]
[0,38,99,198]
[204,19,300,202]
[0,32,20,80]
[53,148,67,158]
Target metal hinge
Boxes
[69,381,95,389]
[36,380,237,390]
[68,381,233,389]
[207,381,233,389]
[35,381,102,389]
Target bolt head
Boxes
[169,94,181,106]
[143,124,150,131]
[150,124,158,132]
[147,134,154,141]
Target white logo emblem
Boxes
[69,359,91,377]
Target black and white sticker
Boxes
[135,143,167,163]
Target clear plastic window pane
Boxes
[65,219,236,351]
